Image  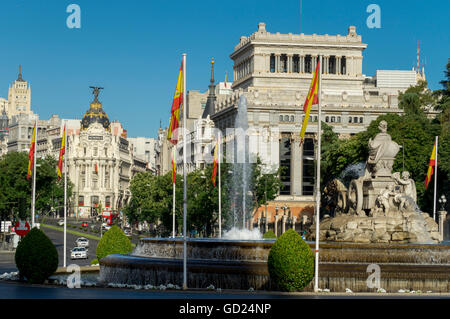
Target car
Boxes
[58,220,65,226]
[75,237,89,248]
[70,247,88,260]
[81,222,89,227]
[123,229,131,236]
[102,224,111,231]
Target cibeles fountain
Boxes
[310,120,441,244]
[99,115,450,292]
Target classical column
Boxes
[257,217,261,233]
[299,55,303,73]
[265,212,269,233]
[292,216,297,232]
[274,54,279,73]
[287,54,293,73]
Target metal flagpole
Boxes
[182,53,188,290]
[218,133,222,238]
[172,147,176,238]
[63,123,67,268]
[314,55,322,293]
[31,117,38,228]
[433,136,438,221]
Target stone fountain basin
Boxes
[99,238,450,292]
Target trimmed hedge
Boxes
[15,228,59,284]
[96,225,133,261]
[263,230,276,239]
[267,229,314,291]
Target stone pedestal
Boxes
[438,210,447,241]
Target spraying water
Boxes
[401,195,434,244]
[222,227,262,240]
[229,95,252,230]
[339,162,365,187]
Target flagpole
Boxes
[63,123,67,268]
[433,136,438,220]
[314,55,322,293]
[31,117,38,228]
[218,133,222,238]
[172,147,176,238]
[182,53,188,290]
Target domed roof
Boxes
[81,87,110,131]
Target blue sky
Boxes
[0,0,448,138]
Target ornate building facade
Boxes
[67,88,146,218]
[208,23,429,233]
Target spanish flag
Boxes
[300,59,320,145]
[168,61,183,145]
[425,142,437,189]
[224,72,227,88]
[57,125,66,180]
[172,150,176,184]
[212,137,219,187]
[27,123,37,180]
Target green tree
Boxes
[0,153,71,222]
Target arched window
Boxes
[359,117,364,123]
[331,116,335,123]
[290,115,295,122]
[325,116,329,122]
[337,116,341,123]
[279,115,283,122]
[349,117,352,123]
[284,115,289,122]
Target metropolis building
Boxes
[66,89,147,218]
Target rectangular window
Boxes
[293,55,300,73]
[305,55,312,73]
[279,136,291,195]
[270,54,275,73]
[302,138,315,195]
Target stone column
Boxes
[282,215,287,234]
[274,215,279,237]
[337,57,341,75]
[265,212,270,233]
[257,217,261,233]
[275,54,280,73]
[300,55,304,73]
[292,216,297,232]
[439,210,447,241]
[287,54,293,73]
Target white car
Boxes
[102,224,111,231]
[76,237,89,248]
[58,220,65,226]
[70,247,88,260]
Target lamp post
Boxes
[438,195,447,241]
[439,195,447,211]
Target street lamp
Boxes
[439,195,447,211]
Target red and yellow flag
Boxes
[57,125,66,180]
[300,59,320,144]
[425,142,437,189]
[168,61,183,145]
[212,137,219,187]
[27,123,37,180]
[172,150,176,184]
[224,71,227,88]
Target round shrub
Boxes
[263,230,276,239]
[96,225,133,261]
[267,229,314,291]
[15,228,59,284]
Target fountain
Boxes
[309,120,441,244]
[99,120,450,292]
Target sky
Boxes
[0,0,448,138]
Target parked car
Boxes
[75,237,89,248]
[71,247,88,260]
[58,220,65,226]
[102,224,111,231]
